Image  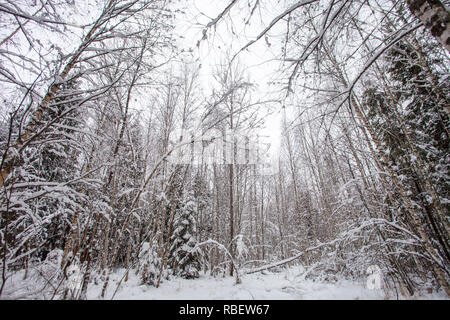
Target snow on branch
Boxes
[232,0,320,62]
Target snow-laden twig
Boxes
[193,239,242,284]
[338,22,424,108]
[232,0,320,63]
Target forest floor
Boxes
[2,265,447,300]
[85,266,447,300]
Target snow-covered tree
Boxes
[139,240,165,286]
[168,189,202,279]
[361,28,450,293]
[0,79,87,271]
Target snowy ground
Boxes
[85,266,447,300]
[2,265,447,300]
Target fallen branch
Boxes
[244,239,338,274]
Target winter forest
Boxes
[0,0,449,300]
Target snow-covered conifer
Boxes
[168,190,202,279]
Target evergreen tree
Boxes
[168,189,202,279]
[139,240,164,286]
[0,79,87,268]
[362,33,450,288]
[32,80,85,257]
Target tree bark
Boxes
[405,0,450,52]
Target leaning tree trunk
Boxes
[405,0,450,52]
[0,0,118,189]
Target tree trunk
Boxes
[405,0,450,52]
